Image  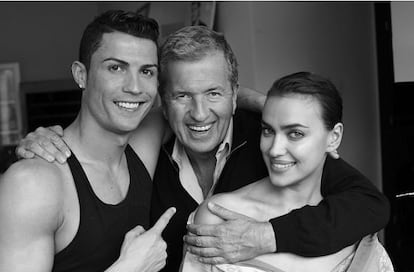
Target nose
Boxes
[268,134,287,157]
[124,71,141,94]
[189,97,209,121]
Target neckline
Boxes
[67,145,133,208]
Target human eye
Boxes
[141,68,157,78]
[108,63,125,73]
[209,91,222,97]
[261,125,274,137]
[206,90,224,101]
[288,130,304,140]
[175,93,191,101]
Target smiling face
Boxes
[162,51,237,156]
[260,94,336,189]
[75,31,158,134]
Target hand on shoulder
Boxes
[194,193,239,225]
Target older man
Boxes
[16,26,389,272]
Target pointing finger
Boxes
[151,207,176,234]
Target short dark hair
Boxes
[268,72,343,130]
[158,26,238,99]
[79,10,159,71]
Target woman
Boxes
[181,72,393,272]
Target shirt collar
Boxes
[171,119,233,203]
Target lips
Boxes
[114,101,142,111]
[188,124,213,132]
[269,160,296,171]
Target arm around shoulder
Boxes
[0,160,64,272]
[269,157,390,257]
[129,107,171,179]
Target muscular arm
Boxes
[270,157,390,256]
[0,160,62,272]
[0,159,176,272]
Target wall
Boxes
[0,2,190,82]
[217,2,382,189]
[97,2,190,41]
[0,2,98,82]
[391,2,414,82]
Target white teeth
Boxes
[189,125,212,131]
[271,162,295,169]
[116,101,140,110]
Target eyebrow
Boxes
[103,57,128,65]
[103,58,158,69]
[261,120,309,130]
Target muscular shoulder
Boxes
[0,159,65,229]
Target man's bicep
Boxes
[0,164,59,271]
[0,230,55,272]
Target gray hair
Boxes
[159,26,238,98]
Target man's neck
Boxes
[64,116,130,167]
[186,148,217,198]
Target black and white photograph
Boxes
[0,2,411,272]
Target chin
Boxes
[268,172,297,187]
[188,143,217,155]
[114,123,140,134]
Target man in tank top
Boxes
[0,10,176,272]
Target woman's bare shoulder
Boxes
[194,192,246,225]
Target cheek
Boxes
[216,101,235,121]
[144,78,158,95]
[259,136,270,155]
[166,104,185,126]
[294,138,327,163]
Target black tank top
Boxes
[52,145,152,272]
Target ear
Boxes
[326,123,343,153]
[71,61,87,90]
[232,83,239,115]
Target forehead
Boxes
[263,94,324,126]
[165,51,230,89]
[92,31,158,64]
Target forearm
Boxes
[258,221,277,254]
[270,192,389,256]
[237,86,266,113]
[105,259,134,272]
[269,158,390,256]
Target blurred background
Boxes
[0,2,412,271]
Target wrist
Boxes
[105,257,137,272]
[261,222,277,253]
